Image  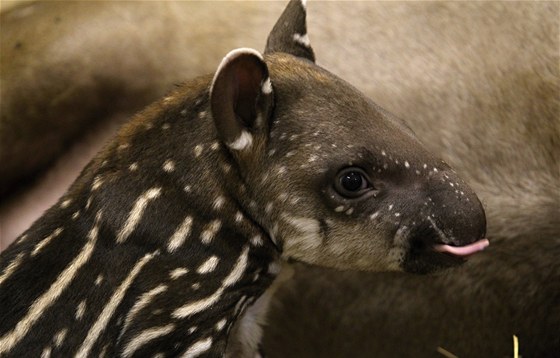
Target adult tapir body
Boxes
[0,1,488,357]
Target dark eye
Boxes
[335,168,372,198]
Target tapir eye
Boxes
[335,168,372,198]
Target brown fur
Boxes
[1,1,558,356]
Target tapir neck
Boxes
[0,82,280,357]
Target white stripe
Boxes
[121,285,168,336]
[0,216,100,355]
[228,130,253,151]
[173,247,248,319]
[75,251,158,358]
[31,228,64,256]
[181,337,213,358]
[121,324,175,358]
[196,256,219,274]
[0,252,25,285]
[167,216,193,253]
[116,188,162,243]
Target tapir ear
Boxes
[265,0,315,62]
[210,48,273,151]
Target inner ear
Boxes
[210,48,273,151]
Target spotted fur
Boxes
[0,1,487,357]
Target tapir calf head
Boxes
[209,0,487,273]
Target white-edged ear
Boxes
[210,48,274,151]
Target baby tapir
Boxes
[0,1,488,357]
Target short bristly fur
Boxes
[0,1,488,357]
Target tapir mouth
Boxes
[402,223,489,273]
[433,239,489,257]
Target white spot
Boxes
[212,196,225,210]
[215,319,227,332]
[188,327,197,335]
[277,166,287,175]
[265,202,274,214]
[163,96,174,103]
[72,211,81,220]
[268,261,282,275]
[210,142,220,151]
[388,204,394,211]
[53,328,68,347]
[76,300,87,320]
[200,220,222,244]
[198,111,208,119]
[383,163,388,169]
[415,170,421,175]
[293,33,310,47]
[162,123,170,130]
[234,211,244,223]
[163,160,176,173]
[404,161,410,168]
[95,275,104,286]
[197,256,220,274]
[423,164,428,169]
[286,151,296,158]
[308,155,318,163]
[116,188,162,243]
[118,143,130,151]
[182,337,213,358]
[170,268,189,279]
[370,212,380,220]
[450,182,455,187]
[268,149,276,157]
[129,163,138,171]
[194,145,203,158]
[433,167,439,173]
[262,78,273,94]
[167,216,193,253]
[381,150,387,156]
[345,208,354,215]
[395,213,401,217]
[191,283,200,291]
[250,235,264,246]
[60,199,72,208]
[76,251,158,358]
[334,206,345,213]
[228,130,253,150]
[184,185,192,193]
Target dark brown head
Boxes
[209,0,487,273]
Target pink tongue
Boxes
[434,239,489,257]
